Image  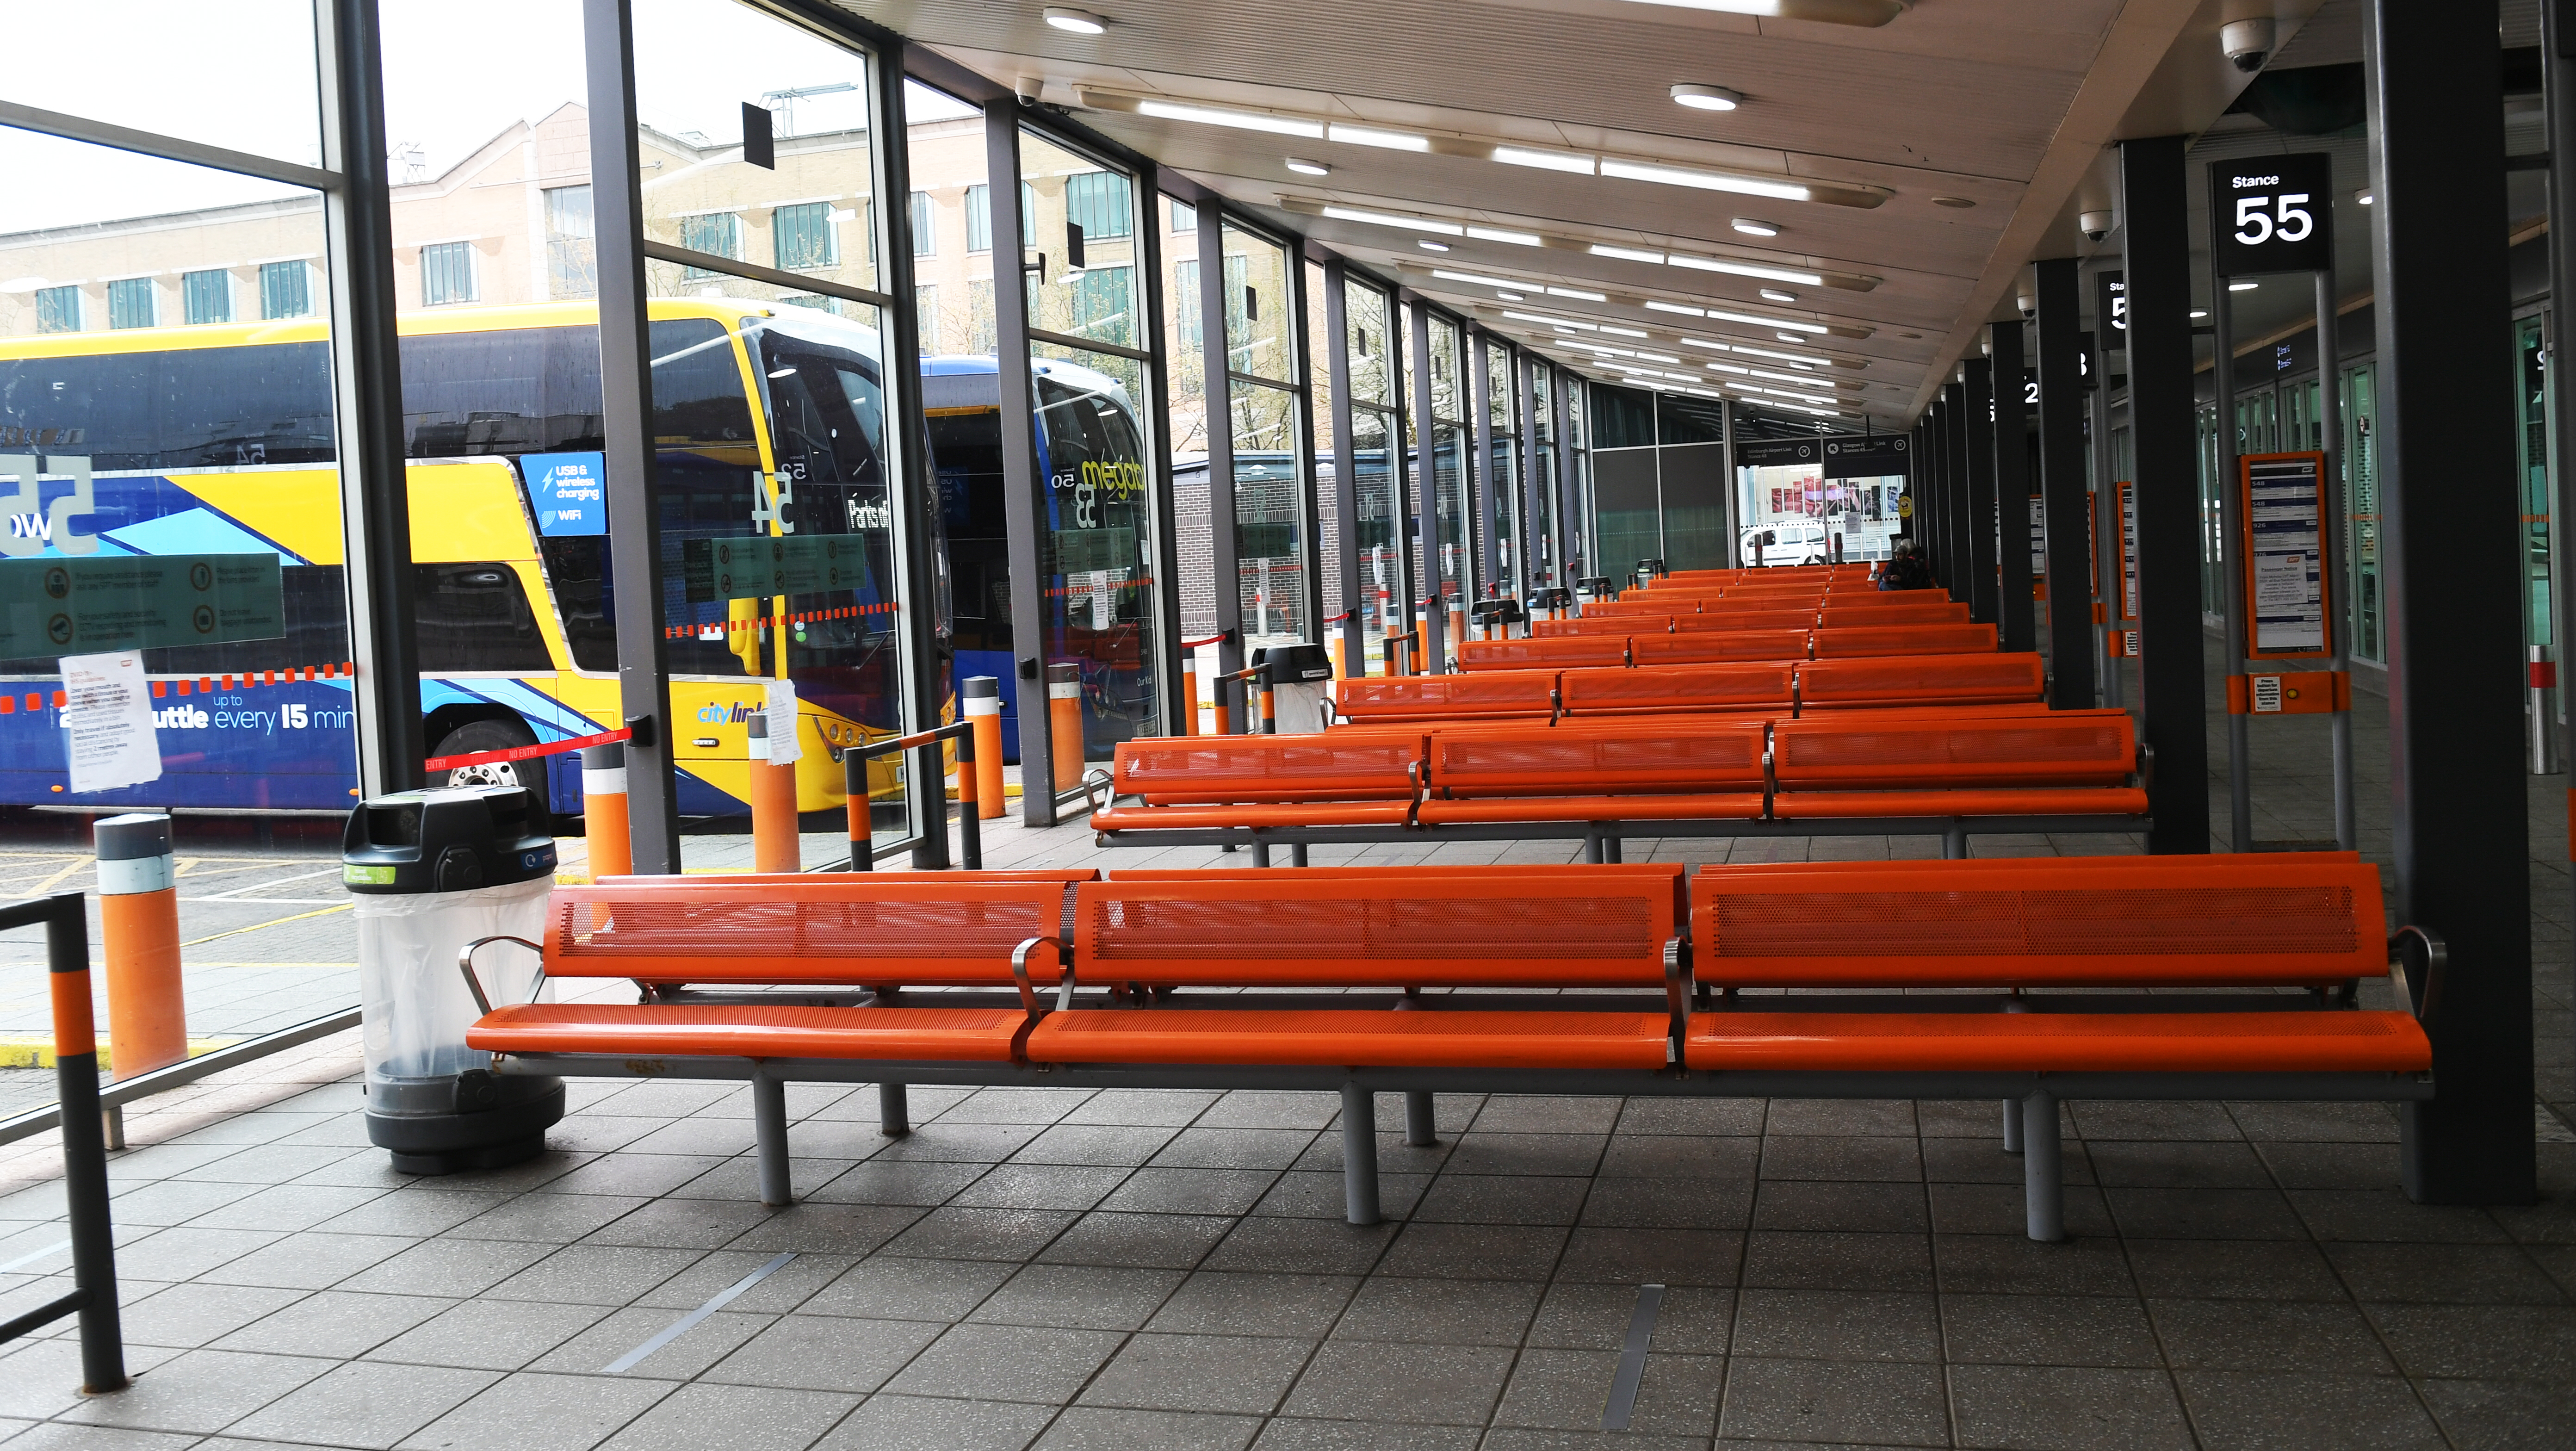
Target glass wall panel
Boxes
[0,126,353,1111]
[629,0,910,863]
[1219,225,1301,651]
[8,1,322,169]
[1346,279,1402,669]
[2517,317,2551,651]
[1222,223,1294,385]
[1161,197,1217,712]
[1309,262,1344,629]
[1486,341,1520,600]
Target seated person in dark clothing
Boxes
[1878,538,1935,590]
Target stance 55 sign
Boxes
[2211,153,2335,277]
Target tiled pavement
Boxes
[0,639,2573,1448]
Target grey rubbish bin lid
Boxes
[344,786,556,895]
[1252,643,1331,682]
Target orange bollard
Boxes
[1331,635,1349,682]
[95,814,186,1080]
[746,707,800,873]
[1047,663,1084,792]
[1179,657,1199,736]
[1449,603,1466,663]
[963,675,1006,819]
[581,742,632,881]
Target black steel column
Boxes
[2368,0,2535,1203]
[872,53,945,864]
[1942,383,1971,602]
[984,105,1055,823]
[581,0,676,870]
[1964,358,2000,624]
[1286,255,1325,636]
[2120,135,2210,856]
[1515,346,1542,591]
[1937,394,1962,592]
[1409,300,1441,667]
[1991,322,2036,653]
[1198,205,1245,686]
[1552,365,1578,581]
[1325,262,1364,672]
[2035,259,2095,705]
[1469,328,1500,595]
[1920,405,1944,579]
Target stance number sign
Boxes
[2211,153,2334,277]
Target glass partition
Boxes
[1162,196,1216,689]
[1486,340,1521,600]
[1347,279,1402,669]
[1222,223,1305,650]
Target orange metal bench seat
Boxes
[1332,672,1558,722]
[1117,735,1423,804]
[467,1003,1029,1062]
[534,880,1072,988]
[1767,787,2150,819]
[1024,1008,1673,1070]
[1415,794,1767,825]
[1091,801,1416,831]
[1794,652,2046,709]
[1684,1011,2431,1074]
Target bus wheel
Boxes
[430,719,549,827]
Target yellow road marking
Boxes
[178,901,352,947]
[0,1037,241,1070]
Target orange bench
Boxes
[1796,651,2045,710]
[1817,600,1969,627]
[1457,636,1631,670]
[1412,720,1768,829]
[1811,621,1998,656]
[1557,661,1796,717]
[1768,709,2147,853]
[461,860,2434,1238]
[1629,630,1814,666]
[1332,670,1558,723]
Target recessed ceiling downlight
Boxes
[1285,157,1331,176]
[1759,288,1797,303]
[1670,83,1744,112]
[1730,217,1780,237]
[1931,195,1975,209]
[1043,7,1108,34]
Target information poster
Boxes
[2241,452,2330,657]
[0,552,283,657]
[2118,482,2139,657]
[59,650,162,793]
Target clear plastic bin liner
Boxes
[355,875,552,1082]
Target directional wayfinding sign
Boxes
[682,533,872,603]
[2211,153,2334,278]
[0,552,284,658]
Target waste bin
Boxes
[1254,643,1334,733]
[343,784,564,1174]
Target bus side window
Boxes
[649,319,755,444]
[399,328,603,458]
[415,562,554,673]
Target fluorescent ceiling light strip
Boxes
[1666,253,1825,286]
[1704,307,1826,334]
[1503,310,1592,329]
[1680,337,1728,351]
[1644,301,1704,316]
[1590,243,1667,264]
[1705,361,1751,374]
[1492,146,1595,174]
[1729,343,1833,366]
[1329,123,1431,151]
[1432,269,1522,289]
[1599,157,1811,203]
[1545,286,1606,301]
[1600,325,1648,338]
[1636,352,1681,364]
[1466,225,1543,245]
[1135,99,1325,138]
[1322,205,1462,236]
[1684,387,1724,399]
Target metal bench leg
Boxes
[1291,842,1310,867]
[878,1081,910,1137]
[1584,831,1604,864]
[1405,1090,1437,1146]
[1604,835,1624,863]
[1252,842,1273,868]
[1942,826,1968,860]
[753,1072,793,1207]
[1341,1084,1381,1225]
[2021,1088,2063,1242]
[2001,1096,2024,1154]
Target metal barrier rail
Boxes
[842,719,981,871]
[0,891,129,1394]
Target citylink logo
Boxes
[697,700,766,724]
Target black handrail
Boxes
[842,719,982,870]
[0,892,128,1393]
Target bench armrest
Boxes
[1662,937,1691,1060]
[458,936,545,1017]
[1012,936,1071,1017]
[2135,741,2155,793]
[2389,925,2445,1026]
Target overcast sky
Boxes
[0,0,979,238]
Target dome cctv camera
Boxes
[2221,17,2274,73]
[1014,76,1046,105]
[2016,293,2036,320]
[2079,210,2115,243]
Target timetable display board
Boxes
[2115,482,2138,657]
[2240,452,2332,658]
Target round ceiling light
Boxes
[1759,288,1797,303]
[1931,195,1975,209]
[1418,239,1450,251]
[1043,7,1108,34]
[1731,217,1780,237]
[1285,157,1331,176]
[1670,84,1744,112]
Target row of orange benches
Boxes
[1554,598,1969,632]
[1333,652,2043,724]
[1459,622,1997,670]
[1092,709,2149,860]
[460,858,2438,1241]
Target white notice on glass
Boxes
[763,678,802,765]
[59,651,161,793]
[2254,550,2309,611]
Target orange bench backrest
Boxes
[1689,857,2387,987]
[1115,735,1425,803]
[1333,671,1558,719]
[1429,719,1767,796]
[540,879,1071,986]
[1534,616,1652,637]
[597,869,1100,885]
[1631,630,1810,666]
[1558,661,1795,714]
[1770,711,2136,790]
[1459,637,1629,670]
[1795,652,2045,708]
[1810,622,1998,657]
[1075,871,1678,987]
[1680,609,1816,631]
[1106,862,1688,921]
[1817,601,1969,628]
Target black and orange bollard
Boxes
[581,741,632,881]
[746,706,800,873]
[1047,663,1084,792]
[962,676,1006,820]
[94,814,185,1101]
[1180,656,1200,736]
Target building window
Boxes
[773,201,838,271]
[1065,171,1133,240]
[678,213,740,279]
[1174,258,1199,348]
[259,260,310,319]
[106,277,156,330]
[420,241,478,305]
[909,191,934,257]
[182,269,232,325]
[35,285,81,333]
[967,278,995,355]
[1170,199,1196,233]
[1069,265,1133,348]
[964,185,990,254]
[914,282,938,343]
[545,185,596,300]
